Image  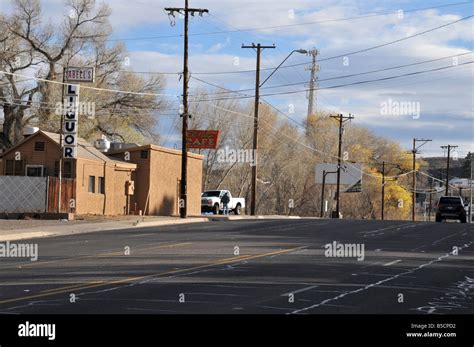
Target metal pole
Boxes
[470,152,473,223]
[381,161,385,221]
[320,170,326,218]
[335,115,343,218]
[58,67,66,213]
[412,139,416,222]
[428,176,433,221]
[306,49,318,118]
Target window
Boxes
[34,141,45,151]
[140,150,148,159]
[98,177,105,194]
[88,176,95,193]
[5,160,24,176]
[26,165,44,177]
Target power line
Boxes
[189,52,473,96]
[103,1,473,42]
[190,61,474,101]
[114,15,473,76]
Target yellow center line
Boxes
[14,242,193,269]
[0,247,299,305]
[41,281,106,294]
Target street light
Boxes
[244,46,308,216]
[260,49,308,87]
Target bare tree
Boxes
[0,0,167,148]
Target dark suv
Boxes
[435,196,467,223]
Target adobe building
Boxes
[107,144,203,216]
[0,129,203,217]
[0,130,136,215]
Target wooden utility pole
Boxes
[165,1,208,218]
[441,145,458,196]
[411,138,431,221]
[242,43,275,216]
[381,161,385,221]
[330,114,354,218]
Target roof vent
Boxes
[94,138,111,152]
[23,126,39,137]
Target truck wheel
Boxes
[460,215,467,223]
[213,204,220,215]
[234,204,242,215]
[435,214,442,222]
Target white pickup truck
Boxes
[201,190,245,215]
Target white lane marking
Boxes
[281,285,318,296]
[361,223,413,235]
[383,259,402,267]
[289,241,473,315]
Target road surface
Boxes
[0,219,472,314]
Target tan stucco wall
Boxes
[148,148,202,216]
[109,146,203,216]
[75,158,133,216]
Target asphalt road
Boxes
[0,219,472,314]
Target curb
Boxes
[0,217,209,242]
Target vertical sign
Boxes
[63,84,79,158]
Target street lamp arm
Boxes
[259,49,307,87]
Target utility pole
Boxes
[440,145,458,196]
[411,138,431,221]
[306,48,319,118]
[428,176,434,221]
[165,1,208,218]
[242,43,275,216]
[381,161,385,221]
[330,113,354,218]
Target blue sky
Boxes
[1,0,473,157]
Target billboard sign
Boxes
[186,130,220,149]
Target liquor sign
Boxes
[186,130,220,149]
[63,84,80,158]
[65,67,95,83]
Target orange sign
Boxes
[186,130,220,149]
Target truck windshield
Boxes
[202,191,221,197]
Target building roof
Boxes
[0,130,136,170]
[108,143,204,160]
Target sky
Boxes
[0,0,473,158]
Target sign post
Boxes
[57,67,94,213]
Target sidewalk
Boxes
[0,216,208,242]
[0,214,316,242]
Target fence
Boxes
[0,176,47,213]
[0,176,75,214]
